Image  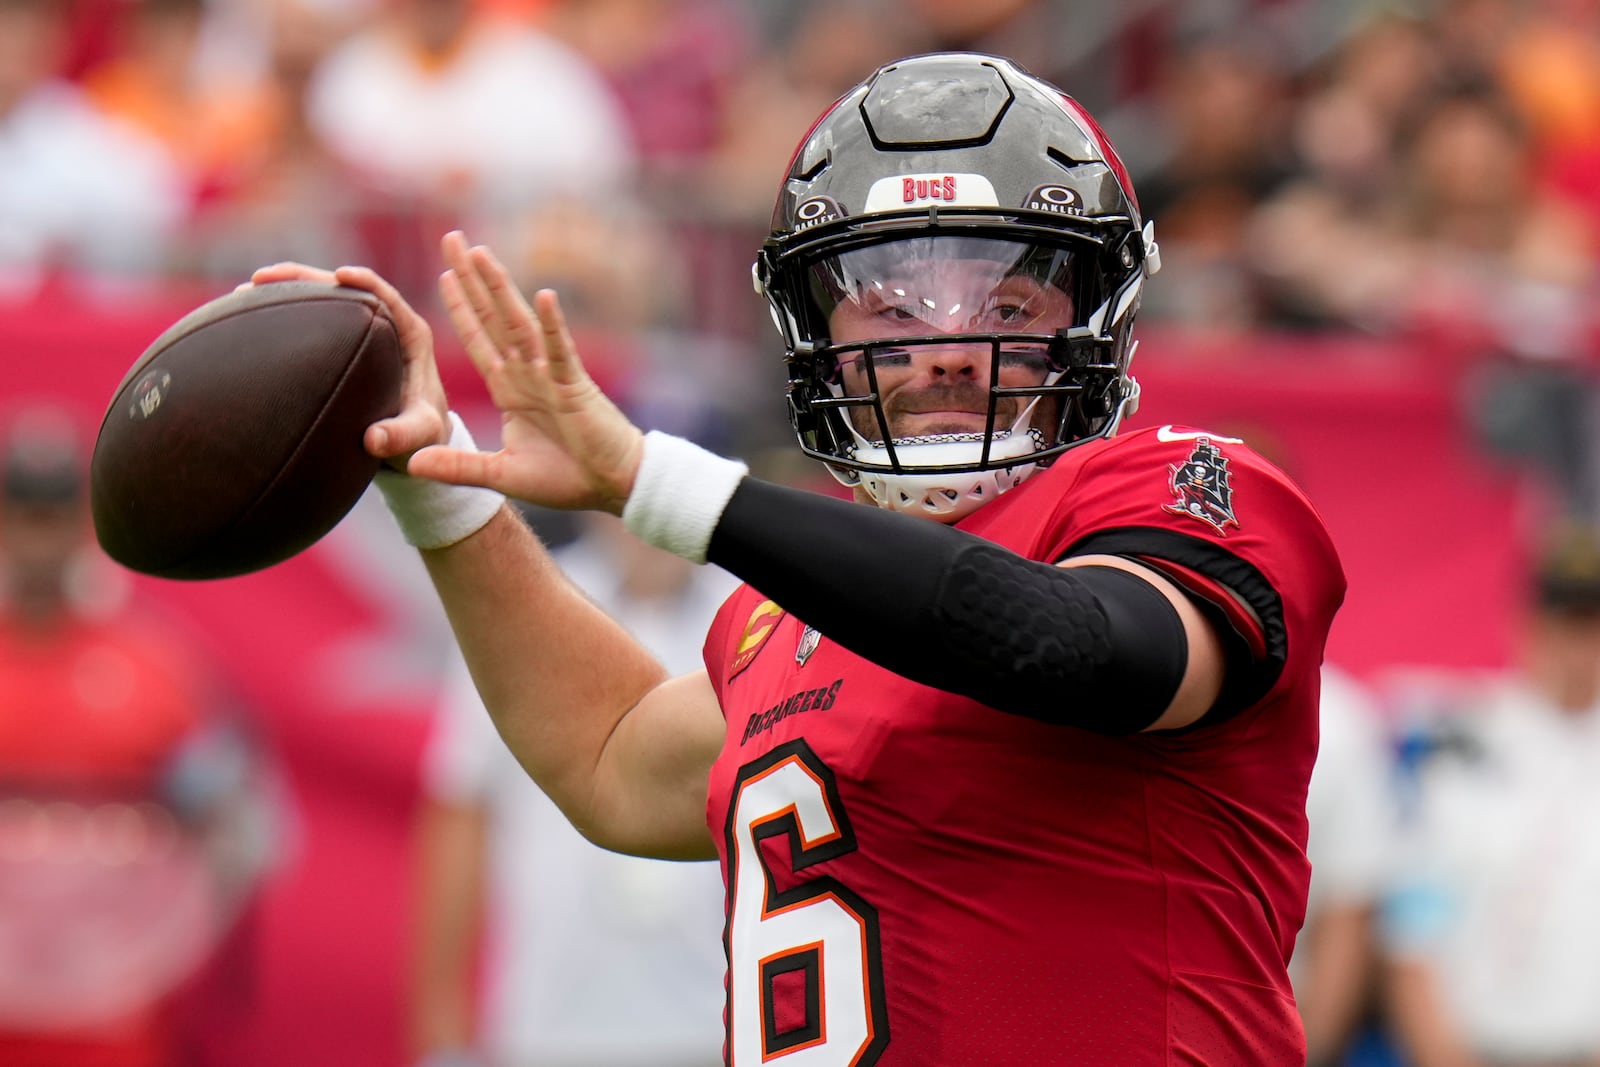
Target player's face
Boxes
[824,253,1074,441]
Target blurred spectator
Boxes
[1251,56,1597,352]
[692,0,926,344]
[0,0,187,295]
[1294,665,1399,1067]
[1293,13,1441,210]
[1497,0,1600,158]
[1246,13,1443,331]
[1137,27,1298,327]
[411,511,735,1067]
[184,0,372,281]
[0,405,276,1067]
[890,0,1087,95]
[78,0,280,201]
[508,193,686,337]
[1382,523,1600,1067]
[1430,0,1520,88]
[539,0,752,177]
[305,0,635,230]
[705,0,927,224]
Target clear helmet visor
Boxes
[809,235,1078,340]
[801,236,1080,445]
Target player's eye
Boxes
[969,296,1040,332]
[876,304,921,324]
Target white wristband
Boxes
[374,411,506,549]
[622,431,748,564]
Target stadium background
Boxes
[2,0,1590,1063]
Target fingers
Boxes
[365,406,448,463]
[467,244,547,367]
[442,232,515,354]
[532,289,584,386]
[438,268,504,383]
[325,265,450,457]
[247,262,340,288]
[241,263,432,357]
[333,265,431,354]
[405,443,502,489]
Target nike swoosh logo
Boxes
[1156,425,1244,444]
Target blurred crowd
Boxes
[8,0,1600,500]
[9,1,1600,1066]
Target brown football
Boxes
[90,282,403,580]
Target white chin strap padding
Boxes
[859,463,1037,520]
[845,429,1046,521]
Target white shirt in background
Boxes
[307,21,635,217]
[1384,677,1600,1063]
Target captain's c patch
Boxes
[728,599,785,681]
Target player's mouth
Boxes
[893,405,1015,435]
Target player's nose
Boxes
[920,341,986,379]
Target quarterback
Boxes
[253,53,1344,1066]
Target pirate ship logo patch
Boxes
[1165,437,1239,535]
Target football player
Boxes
[253,52,1344,1066]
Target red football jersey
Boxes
[703,425,1345,1067]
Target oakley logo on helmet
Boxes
[1024,184,1083,216]
[863,173,999,213]
[794,195,846,232]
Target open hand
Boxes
[416,230,644,515]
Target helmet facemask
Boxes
[765,220,1146,520]
[755,52,1155,521]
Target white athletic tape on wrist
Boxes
[374,411,505,549]
[622,431,748,564]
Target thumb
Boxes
[367,408,449,461]
[405,444,503,489]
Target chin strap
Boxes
[832,450,1038,520]
[827,391,1052,521]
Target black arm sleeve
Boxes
[705,478,1189,734]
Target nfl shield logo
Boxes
[796,625,821,666]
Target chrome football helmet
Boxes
[755,52,1159,521]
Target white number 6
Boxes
[726,741,888,1066]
